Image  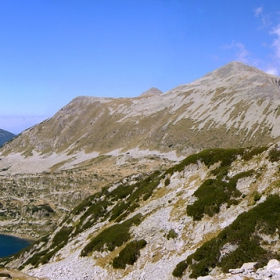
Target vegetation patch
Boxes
[0,272,12,279]
[81,214,143,256]
[71,186,109,217]
[19,226,73,268]
[187,170,254,220]
[242,146,267,161]
[71,170,162,235]
[106,170,162,222]
[173,195,280,278]
[166,149,241,174]
[167,229,178,240]
[253,191,262,202]
[164,177,170,186]
[268,147,280,162]
[112,239,147,269]
[172,260,188,277]
[166,147,266,175]
[73,198,111,236]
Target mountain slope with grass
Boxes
[1,61,280,175]
[3,145,280,279]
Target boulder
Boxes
[197,276,215,280]
[240,262,257,271]
[266,259,280,270]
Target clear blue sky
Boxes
[1,0,280,134]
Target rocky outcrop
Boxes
[200,259,280,279]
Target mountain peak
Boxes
[212,61,259,78]
[139,87,162,97]
[211,61,280,80]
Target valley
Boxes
[0,153,172,239]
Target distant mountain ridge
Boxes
[0,129,15,147]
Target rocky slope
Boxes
[2,145,280,279]
[0,129,15,147]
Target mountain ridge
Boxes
[1,61,280,175]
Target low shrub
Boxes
[187,169,254,220]
[107,171,162,222]
[109,184,135,201]
[0,273,12,279]
[242,147,267,161]
[172,260,188,277]
[51,226,73,249]
[20,226,73,268]
[166,148,246,176]
[253,191,261,202]
[20,249,49,268]
[73,199,110,236]
[112,239,147,269]
[164,177,170,186]
[81,214,143,256]
[167,147,267,176]
[167,229,178,240]
[268,147,280,162]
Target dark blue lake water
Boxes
[0,234,31,258]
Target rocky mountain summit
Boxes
[139,87,162,97]
[0,129,15,147]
